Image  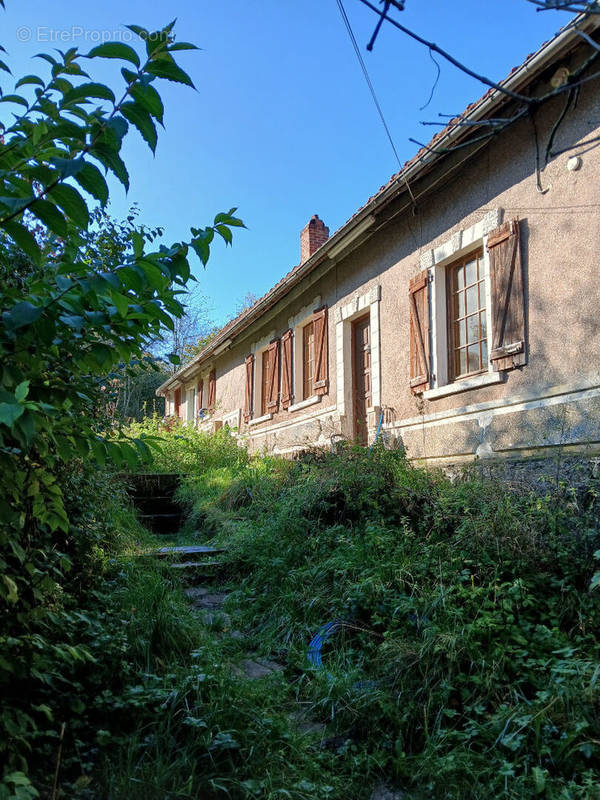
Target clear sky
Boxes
[1,1,567,325]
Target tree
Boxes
[0,19,244,792]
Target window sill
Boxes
[288,395,320,413]
[423,371,504,400]
[248,412,273,426]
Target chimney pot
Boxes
[300,214,329,263]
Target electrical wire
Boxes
[335,0,403,169]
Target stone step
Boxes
[169,561,223,569]
[156,545,227,556]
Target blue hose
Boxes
[307,620,342,668]
[369,410,384,451]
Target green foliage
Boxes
[170,445,600,799]
[0,19,244,795]
[123,415,249,475]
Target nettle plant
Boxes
[0,19,242,787]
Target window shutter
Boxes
[266,339,280,412]
[243,354,254,422]
[197,378,203,412]
[312,306,328,395]
[174,387,182,417]
[280,329,293,409]
[208,369,216,409]
[409,270,430,394]
[487,218,526,371]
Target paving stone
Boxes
[238,658,284,680]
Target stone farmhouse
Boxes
[157,17,600,467]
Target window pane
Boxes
[466,313,479,344]
[455,264,464,289]
[456,348,467,376]
[481,337,489,366]
[480,310,487,339]
[455,320,466,348]
[465,258,477,286]
[478,280,486,309]
[466,284,478,314]
[455,290,465,319]
[467,343,480,373]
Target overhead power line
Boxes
[335,0,403,168]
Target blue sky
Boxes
[2,1,566,325]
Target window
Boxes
[447,250,488,380]
[261,348,271,416]
[302,321,314,400]
[409,217,526,398]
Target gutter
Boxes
[157,14,597,396]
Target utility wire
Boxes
[335,0,403,170]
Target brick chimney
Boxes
[300,215,329,263]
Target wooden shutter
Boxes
[312,306,328,395]
[266,338,280,412]
[409,270,430,394]
[243,354,253,422]
[208,369,216,409]
[280,329,293,409]
[487,218,526,371]
[197,378,203,412]
[174,387,182,418]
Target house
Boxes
[157,16,600,469]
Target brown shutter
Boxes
[174,387,182,417]
[243,354,254,423]
[487,218,526,371]
[208,369,216,409]
[312,306,328,395]
[197,379,203,412]
[280,329,293,409]
[409,269,430,394]
[266,338,280,412]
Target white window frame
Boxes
[334,284,381,419]
[184,384,196,423]
[421,210,505,400]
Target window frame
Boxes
[302,320,315,401]
[445,248,489,382]
[426,234,498,399]
[260,347,271,416]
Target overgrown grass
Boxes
[16,433,600,799]
[172,444,600,799]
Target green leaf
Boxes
[191,237,210,266]
[14,381,29,403]
[0,403,24,426]
[168,42,199,52]
[86,42,141,68]
[48,184,89,228]
[120,101,157,152]
[0,59,12,75]
[130,82,164,123]
[126,24,150,41]
[215,224,232,245]
[111,292,130,318]
[145,60,195,88]
[168,353,181,365]
[3,301,42,330]
[91,143,130,191]
[2,575,18,604]
[63,82,115,105]
[0,94,29,108]
[0,221,42,265]
[31,198,67,237]
[49,156,86,179]
[15,74,45,88]
[75,162,109,206]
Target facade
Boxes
[157,19,600,468]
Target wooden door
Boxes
[352,314,371,445]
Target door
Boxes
[352,314,371,445]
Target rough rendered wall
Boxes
[206,77,600,464]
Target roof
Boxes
[158,13,598,395]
